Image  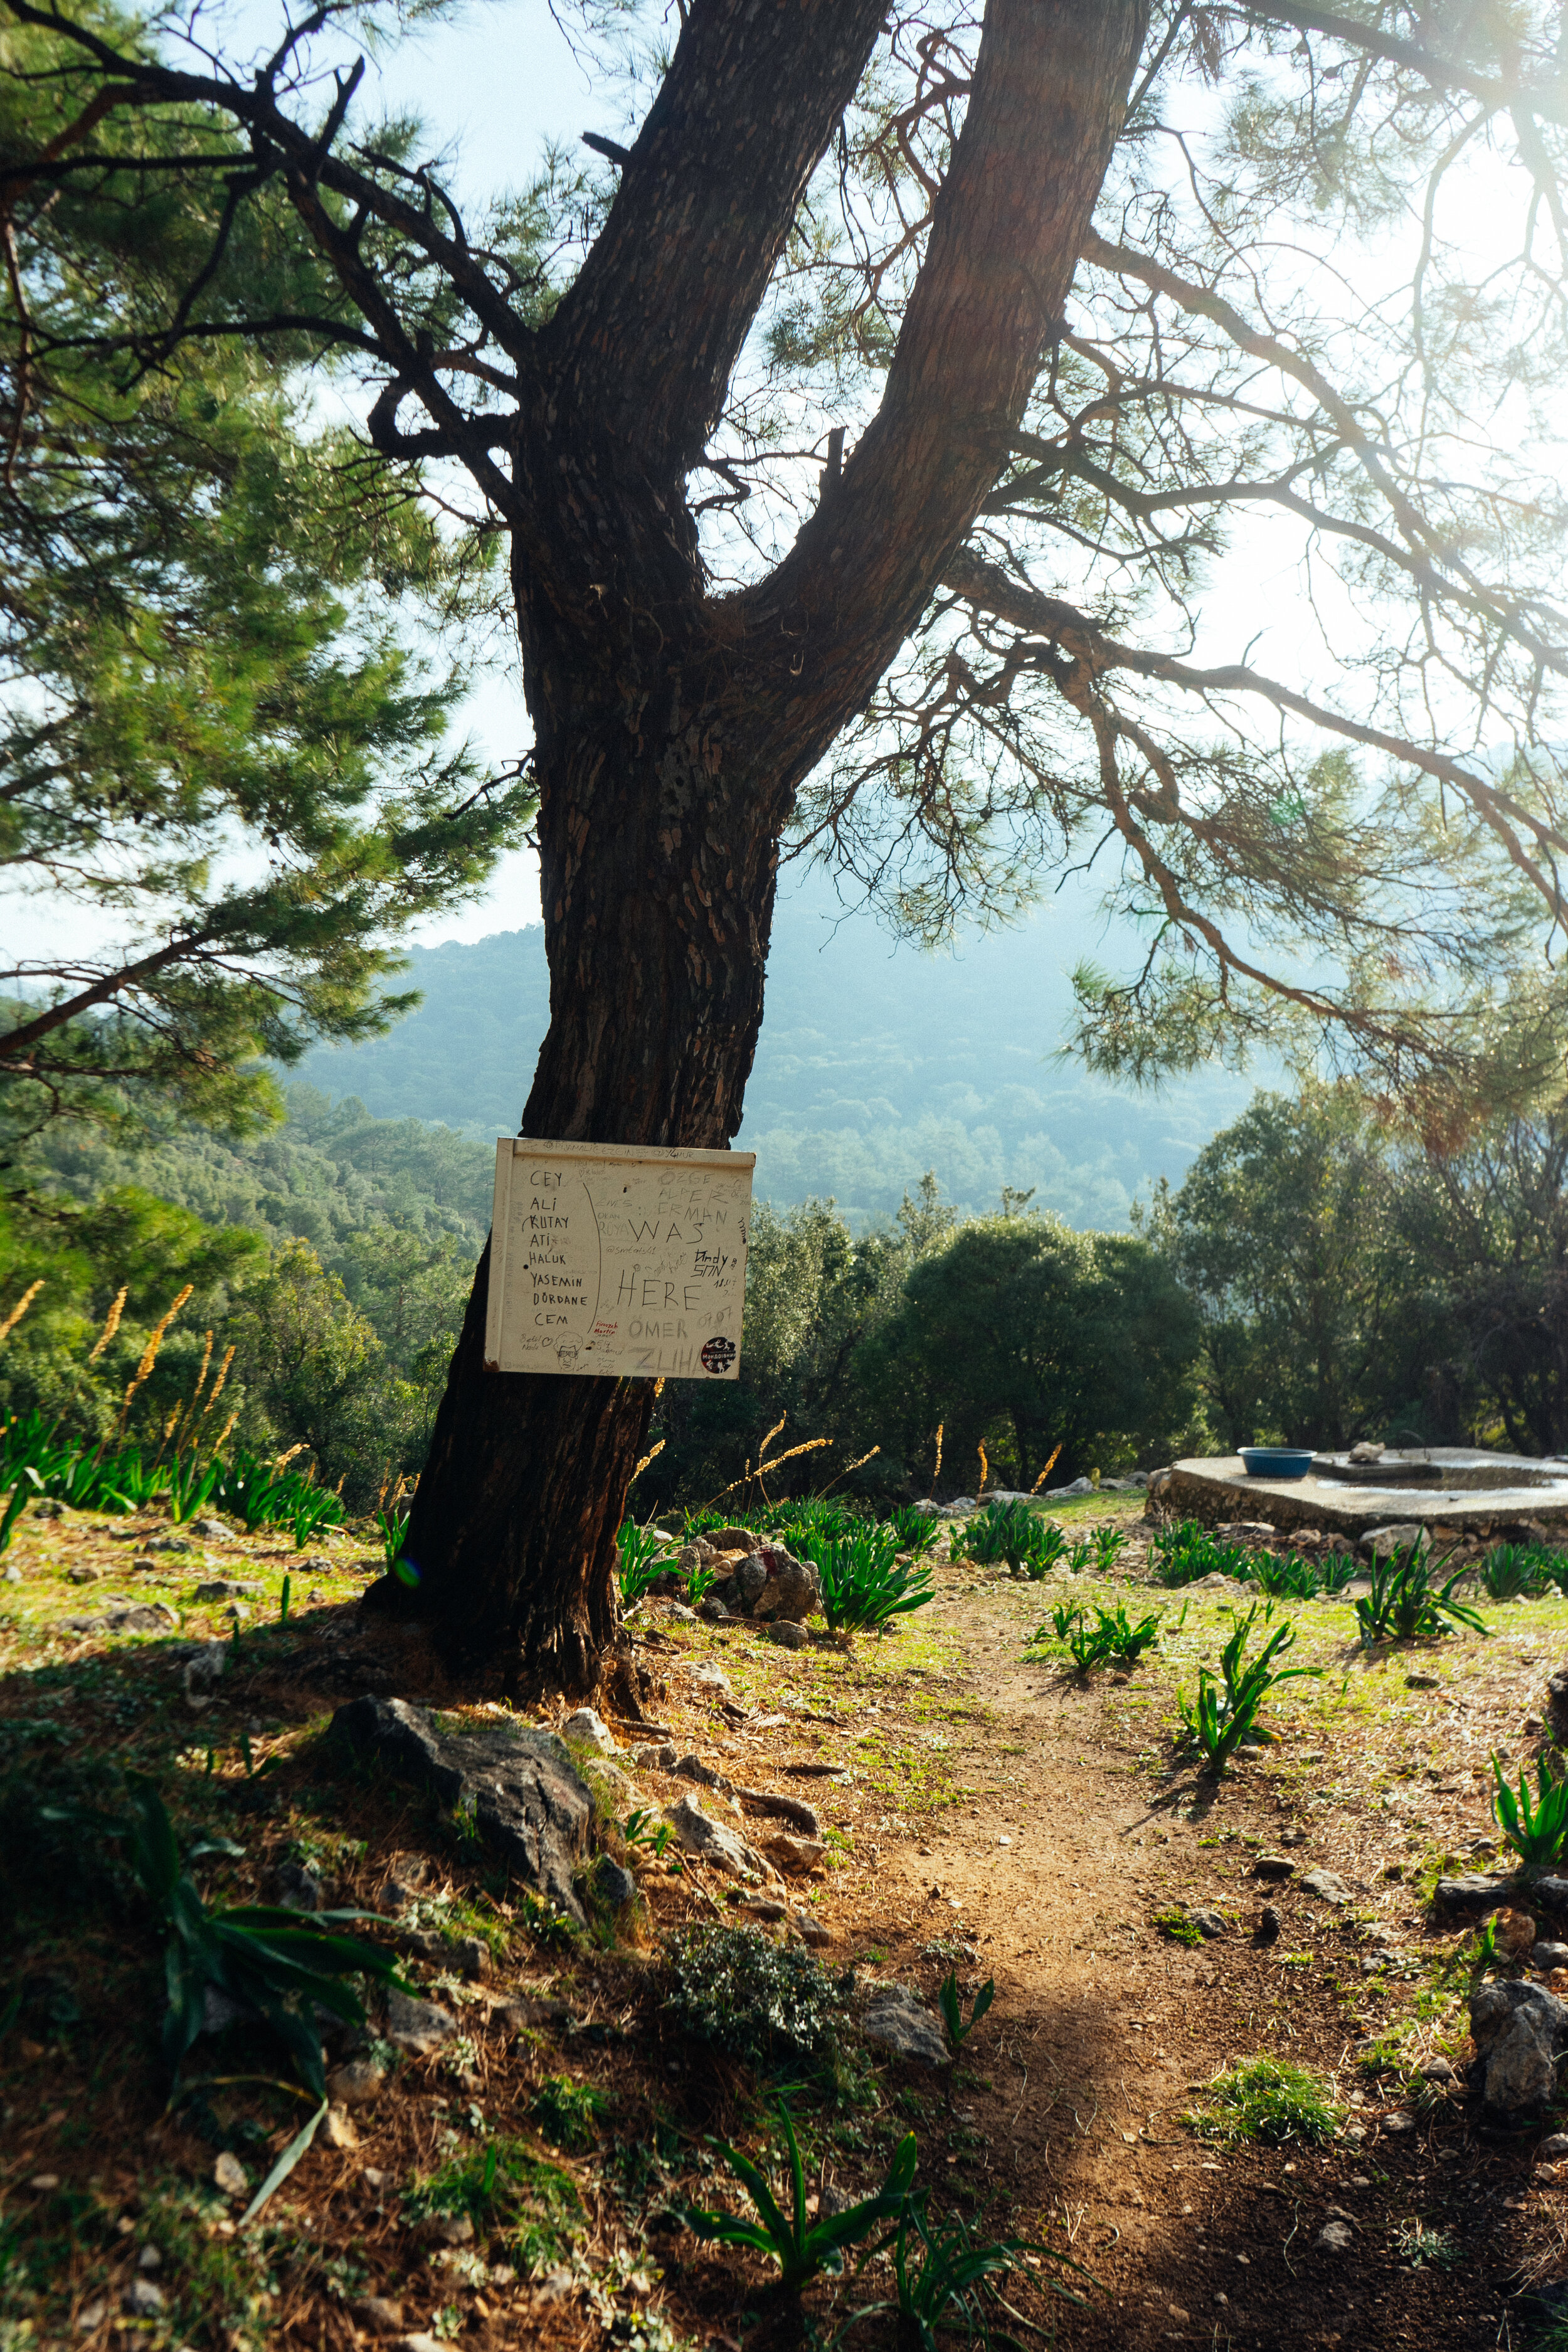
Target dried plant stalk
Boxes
[632,1436,666,1481]
[977,1441,988,1497]
[1030,1442,1064,1495]
[0,1279,44,1345]
[932,1421,943,1484]
[757,1413,787,1465]
[85,1285,127,1367]
[115,1283,193,1432]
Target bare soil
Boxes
[2,1493,1565,2351]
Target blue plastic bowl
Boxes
[1239,1446,1315,1480]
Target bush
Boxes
[798,1527,936,1631]
[662,1926,851,2065]
[1354,1541,1487,1643]
[1148,1519,1250,1587]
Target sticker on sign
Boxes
[483,1137,755,1380]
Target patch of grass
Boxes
[1186,2056,1343,2147]
[529,2072,610,2153]
[404,2135,580,2270]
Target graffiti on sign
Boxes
[483,1138,754,1380]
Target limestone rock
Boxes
[765,1833,827,1876]
[561,1707,617,1754]
[1433,1871,1517,1911]
[1470,1979,1568,2114]
[330,1695,592,1923]
[1190,1909,1229,1939]
[1362,1523,1426,1559]
[1300,1868,1351,1906]
[122,2279,164,2318]
[591,1855,637,1910]
[751,1554,821,1623]
[862,1986,949,2067]
[764,1619,809,1649]
[385,1991,455,2055]
[327,2058,387,2106]
[1315,2220,1353,2252]
[663,1792,768,1879]
[212,2151,248,2198]
[1253,1856,1295,1881]
[351,2296,405,2335]
[321,2106,359,2150]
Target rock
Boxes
[765,1833,827,1876]
[275,1860,324,1912]
[327,2058,386,2104]
[385,1991,455,2055]
[32,1496,63,1518]
[1348,1441,1385,1463]
[561,1707,617,1754]
[194,1577,257,1601]
[862,1986,950,2066]
[394,2336,453,2352]
[1315,2220,1354,2252]
[797,1913,832,1946]
[1190,1908,1229,1938]
[330,1695,593,1922]
[733,1555,768,1608]
[122,2279,164,2318]
[764,1619,810,1650]
[1300,1868,1351,1905]
[321,2106,359,2150]
[751,1554,821,1623]
[351,2296,405,2335]
[1434,1872,1517,1911]
[136,2245,162,2272]
[1362,1523,1426,1559]
[663,1793,770,1879]
[1548,1667,1568,1746]
[145,1535,193,1555]
[190,1516,230,1539]
[65,1565,102,1584]
[63,1601,177,1636]
[698,1597,730,1622]
[1535,1875,1568,1912]
[938,1498,978,1517]
[1253,1856,1295,1881]
[1418,2058,1456,2082]
[1258,1905,1283,1944]
[432,2213,474,2245]
[664,1601,697,1624]
[1496,1907,1539,1957]
[690,1663,732,1697]
[1279,1828,1309,1847]
[707,1526,762,1554]
[909,1500,940,1518]
[1381,2111,1417,2134]
[1470,1979,1568,2114]
[1216,1521,1276,1543]
[740,1896,787,1920]
[212,2151,248,2197]
[494,1994,572,2030]
[1539,2133,1568,2161]
[591,1855,637,1911]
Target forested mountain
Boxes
[290,875,1256,1227]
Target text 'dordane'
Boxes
[483,1138,755,1380]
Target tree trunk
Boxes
[394,0,1149,1697]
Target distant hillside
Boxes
[290,872,1256,1227]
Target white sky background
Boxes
[0,4,1544,987]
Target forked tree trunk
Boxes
[394,0,1148,1697]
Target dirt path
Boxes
[1,1495,1561,2350]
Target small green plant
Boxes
[405,2135,580,2269]
[664,1925,851,2065]
[1187,2056,1343,2146]
[124,1779,406,2097]
[529,2072,609,2153]
[1355,1540,1488,1643]
[936,1969,995,2050]
[376,1505,410,1574]
[1091,1524,1127,1571]
[801,1529,936,1632]
[687,2099,917,2295]
[1148,1518,1249,1587]
[887,1506,941,1558]
[1317,1553,1357,1593]
[1390,2218,1461,2270]
[887,2200,1060,2352]
[0,1468,37,1556]
[1152,1906,1205,1947]
[623,1807,672,1859]
[166,1452,224,1526]
[1049,1599,1162,1670]
[684,1556,721,1604]
[965,1499,1067,1578]
[278,1573,291,1626]
[617,1518,667,1604]
[1246,1550,1322,1601]
[1175,1605,1322,1774]
[1491,1752,1568,1870]
[1479,1543,1556,1601]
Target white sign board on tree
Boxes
[483,1138,755,1380]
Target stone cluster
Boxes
[645,1528,821,1626]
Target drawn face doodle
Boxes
[556,1342,580,1371]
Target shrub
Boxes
[529,2072,609,2153]
[887,1505,941,1557]
[1354,1541,1488,1643]
[1480,1543,1558,1601]
[662,1926,851,2065]
[1175,1606,1322,1774]
[1187,2056,1342,2146]
[1246,1551,1322,1601]
[966,1500,1052,1573]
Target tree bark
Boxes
[396,0,1149,1696]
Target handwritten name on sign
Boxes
[483,1138,755,1380]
